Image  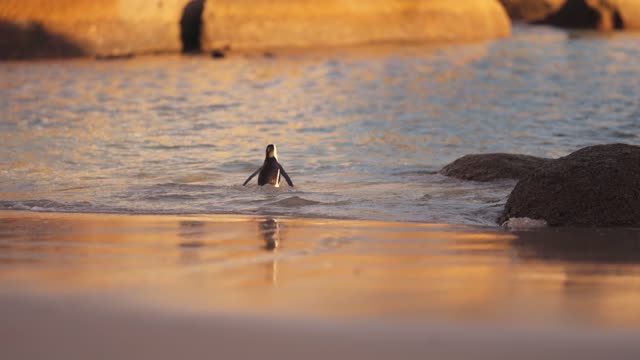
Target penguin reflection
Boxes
[260,218,281,251]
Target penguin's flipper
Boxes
[243,166,262,186]
[278,164,294,187]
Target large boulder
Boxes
[202,0,511,51]
[499,0,640,30]
[0,0,194,59]
[440,153,551,182]
[500,144,640,227]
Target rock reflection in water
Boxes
[512,228,640,324]
[512,228,640,264]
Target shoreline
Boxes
[0,209,476,228]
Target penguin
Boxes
[243,144,294,187]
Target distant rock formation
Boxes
[440,153,551,182]
[201,0,511,51]
[0,0,511,59]
[499,0,640,30]
[500,144,640,227]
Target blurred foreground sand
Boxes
[2,291,640,360]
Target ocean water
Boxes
[1,26,639,225]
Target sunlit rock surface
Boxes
[0,0,192,59]
[499,0,640,30]
[440,153,551,182]
[0,0,510,59]
[201,0,511,51]
[500,144,640,227]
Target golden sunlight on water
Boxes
[1,211,639,328]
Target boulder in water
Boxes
[499,0,640,30]
[500,144,640,227]
[201,0,511,51]
[440,153,551,182]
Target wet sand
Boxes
[1,210,640,359]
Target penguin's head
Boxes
[265,144,278,159]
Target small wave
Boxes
[269,196,322,207]
[392,169,439,176]
[143,144,217,150]
[142,194,204,201]
[173,173,218,184]
[219,160,261,172]
[192,103,239,113]
[0,199,93,212]
[298,126,337,134]
[149,183,221,191]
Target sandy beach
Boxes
[1,210,640,359]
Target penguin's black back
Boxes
[258,158,281,186]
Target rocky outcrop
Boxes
[0,0,194,59]
[440,153,551,182]
[500,144,640,227]
[499,0,640,30]
[201,0,511,51]
[1,0,511,59]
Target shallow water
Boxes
[1,26,639,225]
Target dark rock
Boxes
[500,0,634,30]
[180,0,204,53]
[500,144,640,227]
[440,153,551,182]
[95,53,135,60]
[210,49,226,59]
[537,0,623,30]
